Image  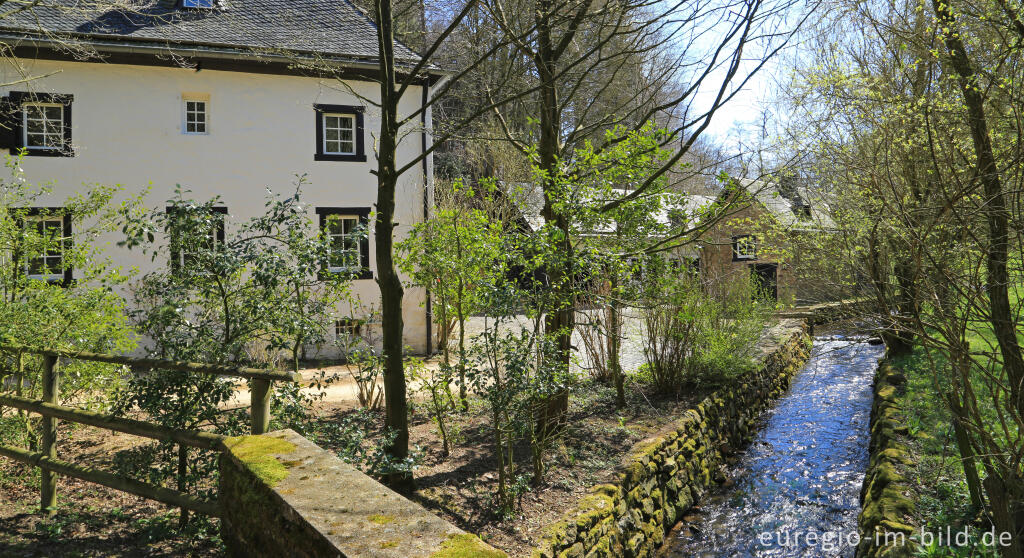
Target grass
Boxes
[889,344,1012,557]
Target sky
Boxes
[681,0,812,153]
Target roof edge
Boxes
[0,30,445,77]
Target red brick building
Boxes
[695,181,833,306]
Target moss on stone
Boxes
[380,540,399,549]
[224,435,298,487]
[430,533,507,558]
[573,491,615,531]
[529,326,813,558]
[368,514,396,525]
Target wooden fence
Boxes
[0,344,298,518]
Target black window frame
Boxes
[317,207,372,280]
[18,207,73,286]
[732,234,758,261]
[166,206,227,274]
[314,104,365,162]
[6,91,74,157]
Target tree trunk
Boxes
[949,345,986,511]
[983,474,1024,558]
[867,224,912,355]
[609,274,625,408]
[374,0,413,492]
[454,211,469,411]
[534,0,573,436]
[439,294,450,362]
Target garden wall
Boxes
[855,361,917,558]
[219,429,506,558]
[533,323,811,558]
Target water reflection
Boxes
[661,336,886,557]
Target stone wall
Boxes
[219,429,506,558]
[855,361,917,558]
[533,324,811,558]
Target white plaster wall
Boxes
[0,58,431,355]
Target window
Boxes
[314,104,365,161]
[323,114,355,154]
[317,207,371,279]
[183,97,208,134]
[680,256,700,280]
[180,0,217,9]
[732,235,758,261]
[21,210,72,285]
[167,206,227,272]
[5,92,73,156]
[24,104,64,149]
[335,319,363,339]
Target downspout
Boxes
[421,81,433,355]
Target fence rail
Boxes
[0,393,225,450]
[0,345,297,518]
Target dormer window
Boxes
[180,0,217,9]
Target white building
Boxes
[0,0,435,355]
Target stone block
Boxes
[219,429,505,558]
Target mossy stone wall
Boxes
[219,429,505,558]
[855,361,916,558]
[533,325,812,558]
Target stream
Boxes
[660,335,886,557]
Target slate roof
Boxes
[734,178,836,230]
[0,0,421,65]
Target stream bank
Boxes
[659,335,885,557]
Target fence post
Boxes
[250,379,271,435]
[40,354,58,516]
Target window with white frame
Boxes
[23,103,65,150]
[3,92,73,156]
[732,235,758,261]
[184,99,208,134]
[322,114,355,155]
[325,214,362,270]
[168,207,226,271]
[317,208,371,278]
[23,213,69,283]
[313,104,365,161]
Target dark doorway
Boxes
[750,263,778,301]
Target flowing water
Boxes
[660,335,886,557]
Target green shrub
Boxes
[638,258,771,393]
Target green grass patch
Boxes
[888,346,1009,556]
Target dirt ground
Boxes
[0,380,705,557]
[0,318,800,557]
[0,425,224,558]
[370,384,700,556]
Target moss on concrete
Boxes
[368,514,395,525]
[224,435,298,487]
[430,533,507,558]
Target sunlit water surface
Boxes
[661,336,886,557]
